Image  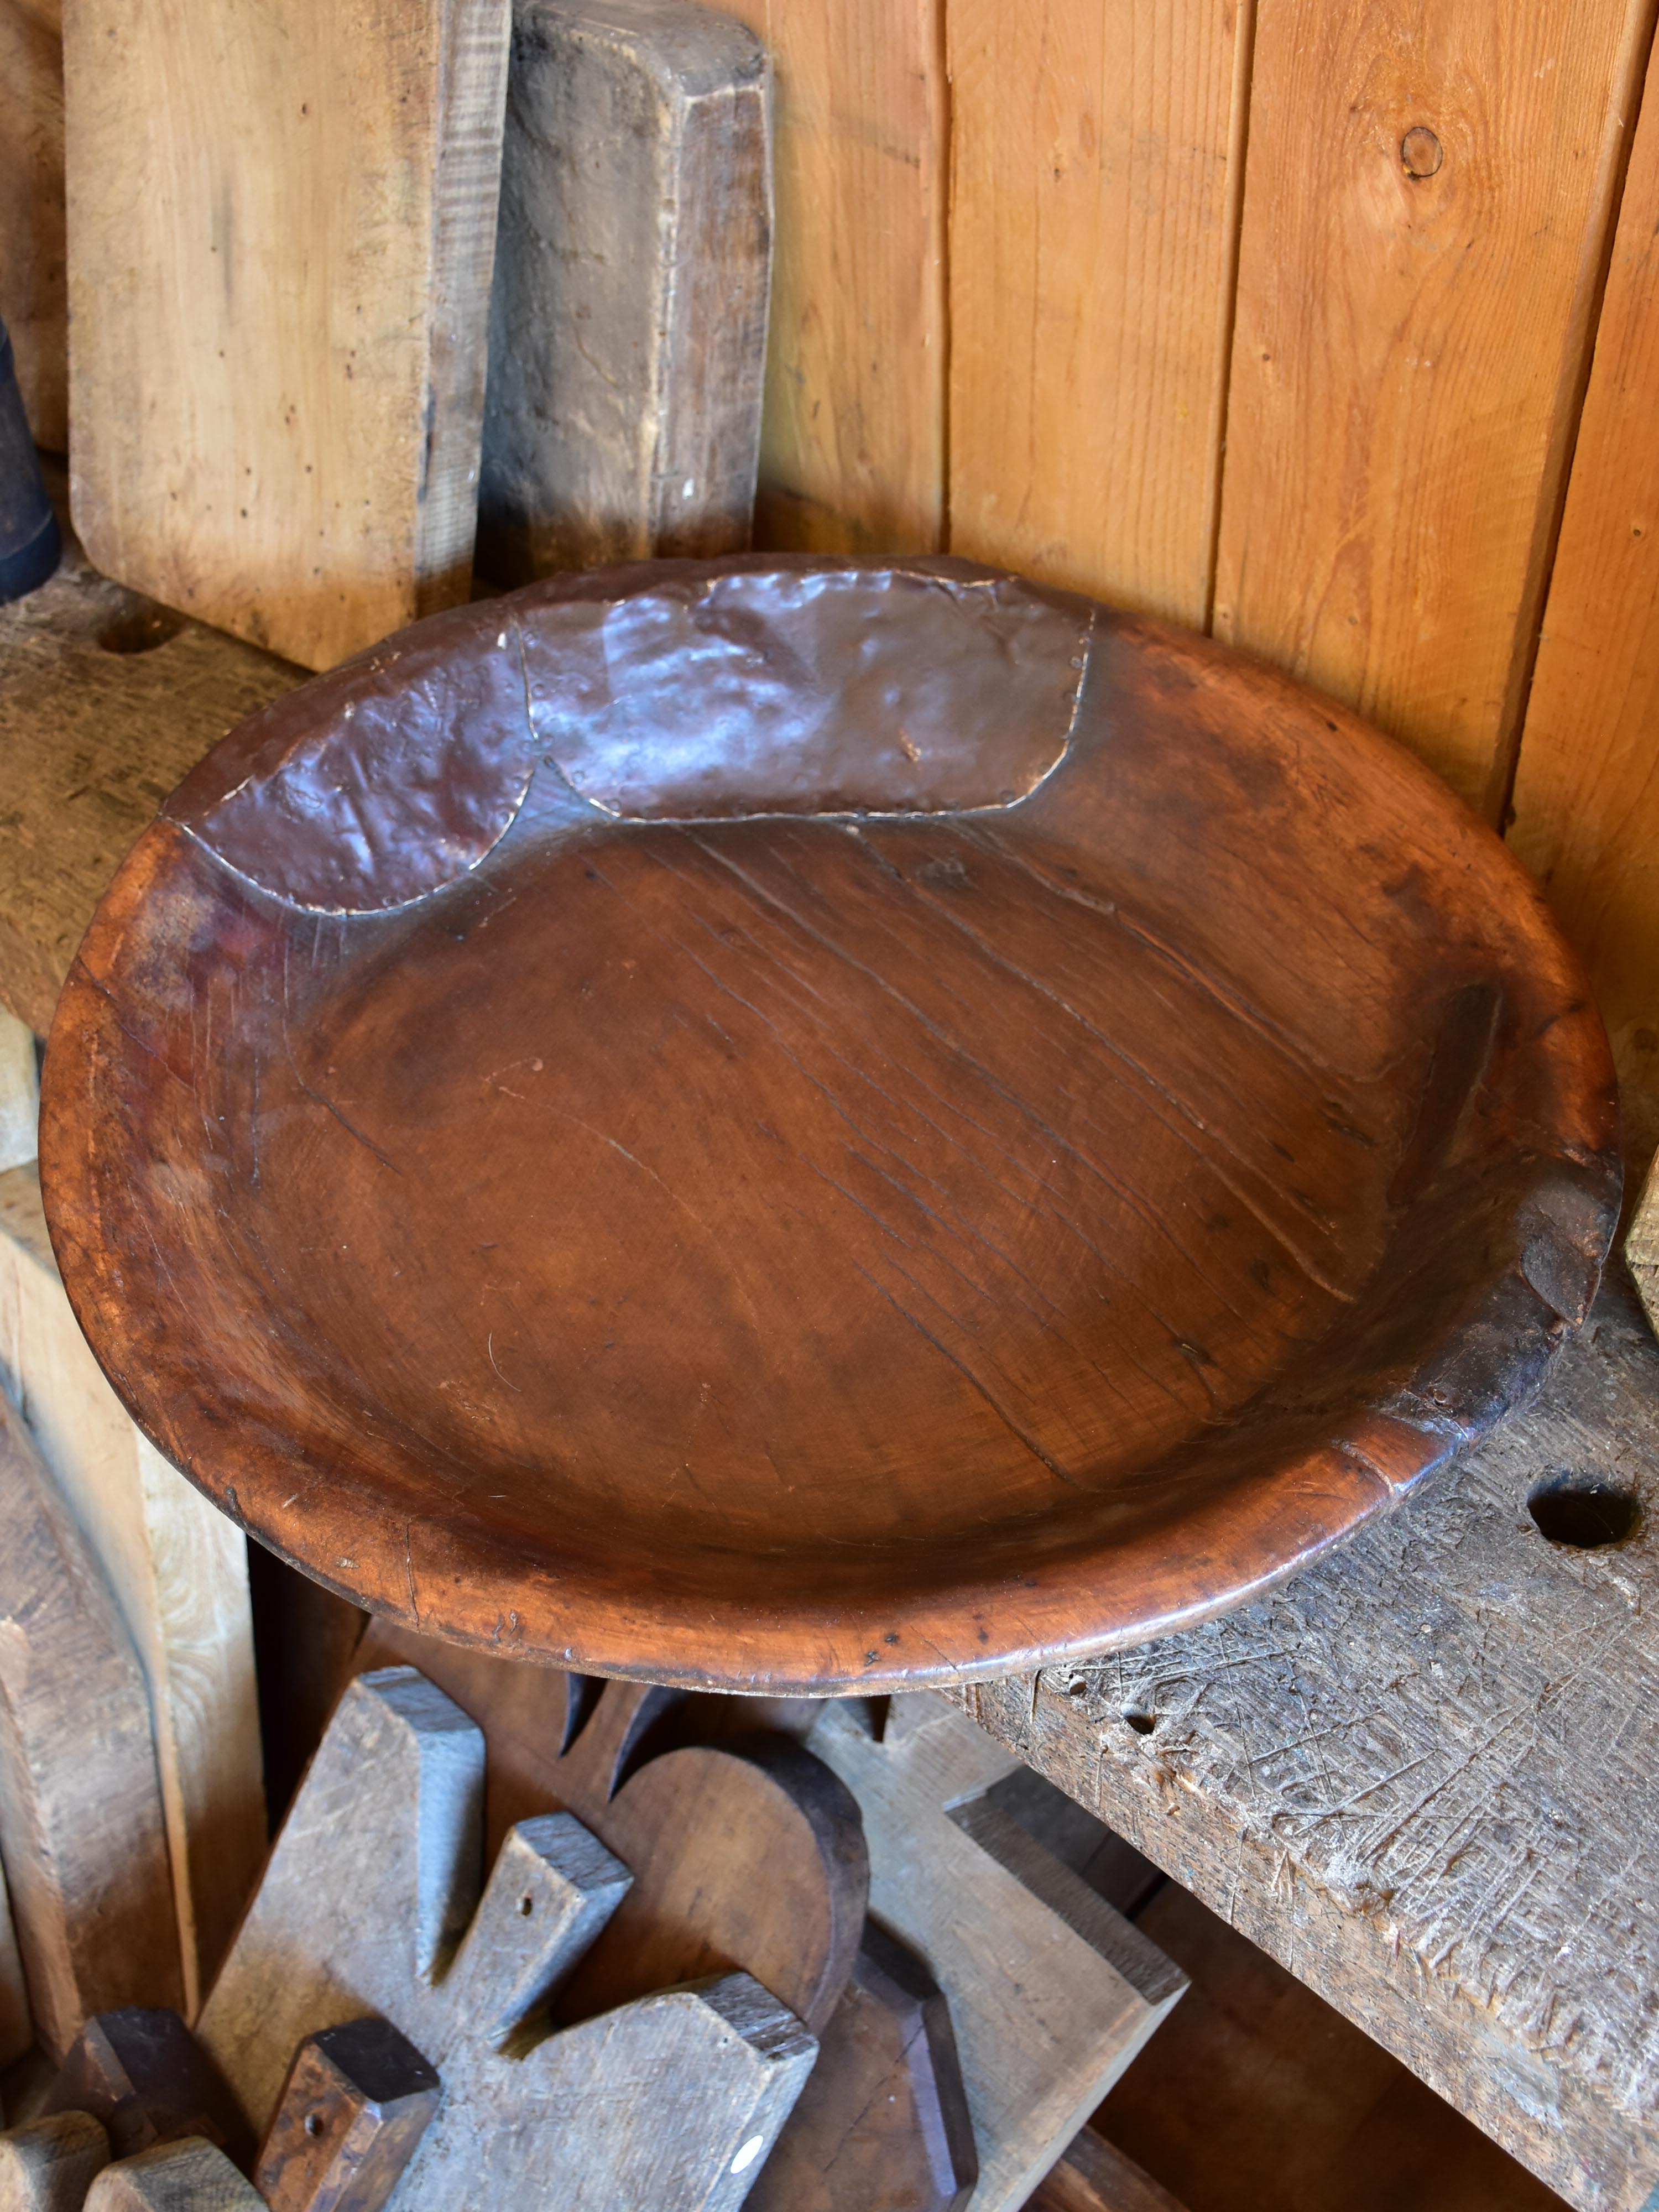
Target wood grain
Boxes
[40,564,1620,1691]
[82,2140,262,2212]
[0,1166,265,2017]
[62,0,511,670]
[478,0,771,583]
[1213,0,1657,815]
[718,0,947,553]
[197,1669,818,2208]
[807,1695,1185,2211]
[946,0,1253,624]
[0,1862,28,2069]
[253,2018,439,2212]
[0,0,66,452]
[0,1391,183,2055]
[0,473,297,1041]
[0,2111,108,2212]
[1029,2127,1189,2212]
[1506,29,1659,1159]
[951,1267,1659,2212]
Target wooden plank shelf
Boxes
[2,500,1655,2210]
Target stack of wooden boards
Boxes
[0,1630,1191,2207]
[44,0,773,671]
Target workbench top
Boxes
[3,503,1655,2212]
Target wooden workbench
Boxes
[3,504,1655,2212]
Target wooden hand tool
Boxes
[351,1625,868,2039]
[0,2112,107,2212]
[347,1627,983,2207]
[0,1394,182,2053]
[196,1668,817,2206]
[807,1694,1186,2212]
[253,2020,439,2212]
[478,0,771,583]
[44,2011,247,2167]
[82,2141,260,2211]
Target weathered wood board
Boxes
[1213,0,1656,817]
[0,1164,265,2015]
[946,0,1250,627]
[61,0,511,670]
[1506,25,1659,1165]
[718,0,946,554]
[0,0,66,452]
[478,0,771,584]
[0,1860,30,2071]
[197,1669,817,2208]
[0,1390,182,2054]
[1029,2127,1189,2212]
[951,1270,1659,2212]
[83,2139,263,2212]
[807,1696,1185,2211]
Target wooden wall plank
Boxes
[1213,0,1657,816]
[1507,33,1659,1159]
[0,1165,266,2017]
[62,0,510,671]
[0,0,66,452]
[945,0,1253,625]
[718,0,947,554]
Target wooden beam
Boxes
[1507,27,1659,1161]
[1213,0,1658,815]
[946,0,1253,625]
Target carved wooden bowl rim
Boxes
[40,556,1621,1692]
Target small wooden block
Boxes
[82,2141,261,2212]
[478,0,771,582]
[254,2018,439,2212]
[744,1921,976,2211]
[45,2011,247,2167]
[0,1397,183,2054]
[0,2111,109,2212]
[1027,2126,1190,2212]
[808,1695,1186,2212]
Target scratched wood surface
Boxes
[950,1266,1659,2212]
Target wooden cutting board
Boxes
[61,0,510,672]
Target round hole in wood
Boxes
[1527,1475,1640,1549]
[96,601,187,655]
[1124,1710,1156,1736]
[303,2112,325,2138]
[1401,126,1444,179]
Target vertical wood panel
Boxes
[1214,0,1656,816]
[719,0,947,554]
[946,0,1253,624]
[1509,34,1659,1155]
[0,0,66,450]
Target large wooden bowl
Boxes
[41,559,1620,1692]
